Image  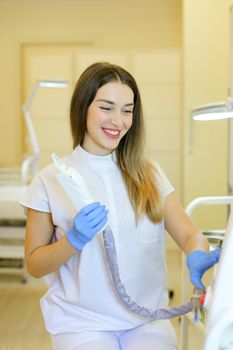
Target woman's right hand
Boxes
[67,202,108,250]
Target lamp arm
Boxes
[22,84,40,156]
[23,110,40,155]
[21,80,68,182]
[23,84,40,112]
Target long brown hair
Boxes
[70,62,163,223]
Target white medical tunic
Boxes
[20,146,175,335]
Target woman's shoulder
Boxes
[151,161,165,176]
[149,160,175,198]
[146,160,163,177]
[39,162,57,177]
[29,163,56,189]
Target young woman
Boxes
[20,62,220,350]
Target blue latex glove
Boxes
[67,202,108,250]
[186,248,221,290]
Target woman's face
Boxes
[82,81,134,155]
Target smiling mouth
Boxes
[102,128,121,138]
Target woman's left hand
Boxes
[186,248,221,290]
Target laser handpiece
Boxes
[52,152,196,321]
[51,153,93,213]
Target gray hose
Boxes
[103,226,193,320]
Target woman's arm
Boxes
[164,191,221,290]
[164,191,209,253]
[25,208,76,278]
[25,202,108,278]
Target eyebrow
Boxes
[96,99,134,107]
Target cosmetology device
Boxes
[52,153,200,321]
[204,204,233,350]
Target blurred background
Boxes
[0,0,232,349]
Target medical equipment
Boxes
[204,203,233,350]
[181,196,233,350]
[52,152,199,321]
[192,288,205,323]
[192,97,233,121]
[51,153,96,212]
[0,80,68,281]
[22,80,68,182]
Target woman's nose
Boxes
[111,118,121,127]
[110,111,124,127]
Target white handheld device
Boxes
[51,153,94,213]
[52,152,194,320]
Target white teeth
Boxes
[104,129,119,136]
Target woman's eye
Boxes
[124,110,133,114]
[100,106,111,111]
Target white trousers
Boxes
[51,320,178,350]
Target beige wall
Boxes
[0,0,181,167]
[2,0,232,228]
[183,0,233,229]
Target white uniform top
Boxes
[20,145,174,335]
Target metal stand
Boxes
[181,196,233,350]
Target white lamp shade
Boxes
[37,80,68,88]
[192,98,233,121]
